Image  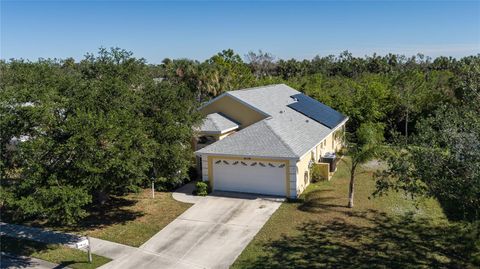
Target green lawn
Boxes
[70,190,191,247]
[232,158,477,269]
[1,235,110,269]
[22,189,191,247]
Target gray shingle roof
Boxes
[199,113,239,134]
[196,84,347,159]
[196,120,296,158]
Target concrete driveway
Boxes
[100,192,282,269]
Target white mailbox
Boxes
[76,239,89,249]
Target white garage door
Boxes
[212,158,286,196]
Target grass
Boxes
[232,157,478,269]
[22,189,192,247]
[1,235,111,269]
[77,190,191,246]
[70,190,191,247]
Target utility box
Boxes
[321,152,337,172]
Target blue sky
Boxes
[1,1,479,63]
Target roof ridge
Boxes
[210,115,221,131]
[260,120,298,157]
[228,83,287,92]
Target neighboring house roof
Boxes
[196,84,348,159]
[199,113,239,134]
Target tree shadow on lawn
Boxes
[1,194,145,234]
[240,211,477,269]
[0,253,42,269]
[1,235,52,268]
[1,235,96,269]
[72,196,145,231]
[298,189,350,213]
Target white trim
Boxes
[198,92,230,111]
[196,152,297,161]
[199,125,239,135]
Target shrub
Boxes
[310,164,325,182]
[195,181,209,196]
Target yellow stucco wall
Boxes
[297,123,346,195]
[200,95,267,128]
[315,125,345,159]
[296,151,313,193]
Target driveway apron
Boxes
[100,192,282,269]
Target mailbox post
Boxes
[152,180,155,199]
[75,237,92,263]
[87,236,92,263]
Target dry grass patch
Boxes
[21,189,192,247]
[232,158,477,269]
[77,190,192,247]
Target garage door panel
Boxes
[212,159,286,196]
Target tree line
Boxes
[1,48,478,224]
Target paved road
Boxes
[0,252,70,269]
[99,192,283,269]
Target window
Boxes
[304,171,309,185]
[198,136,215,144]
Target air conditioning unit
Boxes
[321,152,336,172]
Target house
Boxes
[194,84,348,198]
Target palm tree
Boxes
[345,123,384,208]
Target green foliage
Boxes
[345,122,384,208]
[310,164,325,182]
[1,47,479,224]
[160,49,255,102]
[13,186,91,225]
[375,59,480,221]
[349,122,385,164]
[0,48,201,224]
[142,81,202,188]
[195,181,209,196]
[375,104,480,221]
[287,73,393,132]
